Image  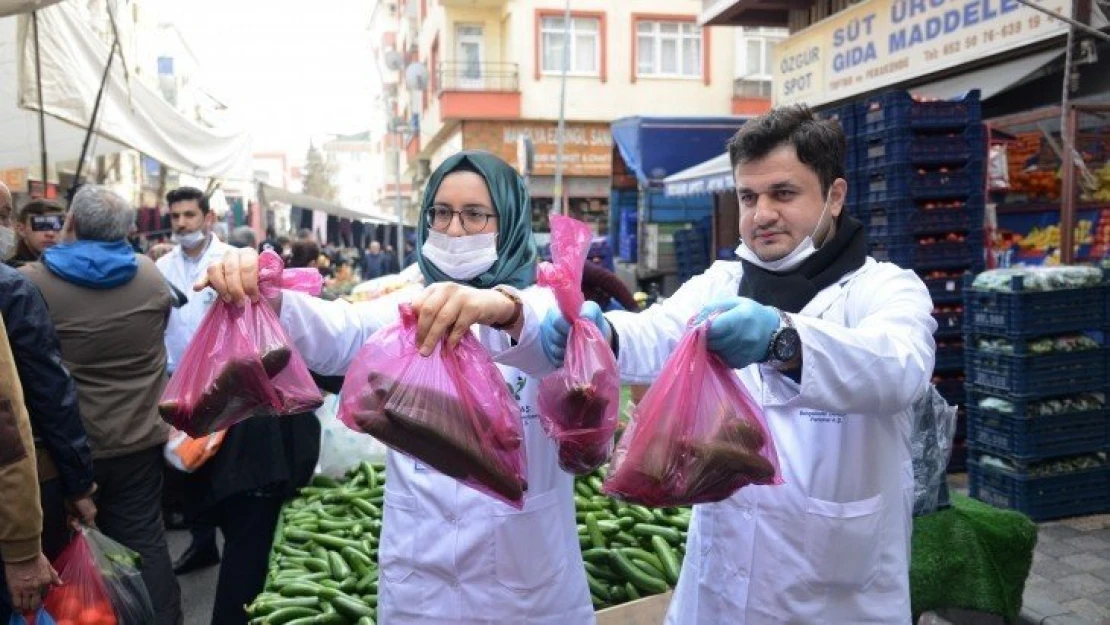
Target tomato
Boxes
[77,608,104,625]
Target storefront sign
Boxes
[463,121,612,177]
[772,0,1072,107]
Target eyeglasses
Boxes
[425,206,497,234]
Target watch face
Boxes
[773,328,800,362]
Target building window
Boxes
[737,27,785,97]
[541,16,600,75]
[636,20,701,78]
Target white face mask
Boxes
[172,229,207,250]
[736,191,832,273]
[0,226,15,259]
[421,230,498,280]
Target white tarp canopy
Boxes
[0,16,125,174]
[259,183,412,226]
[0,0,62,17]
[663,152,734,197]
[12,0,252,179]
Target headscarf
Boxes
[416,150,537,289]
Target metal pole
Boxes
[1059,0,1077,264]
[553,0,571,217]
[74,38,117,193]
[395,133,404,268]
[1012,0,1110,42]
[31,12,48,193]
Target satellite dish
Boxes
[405,62,429,91]
[384,49,403,71]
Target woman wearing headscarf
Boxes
[200,151,595,625]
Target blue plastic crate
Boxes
[921,271,968,305]
[966,393,1109,461]
[618,234,637,263]
[859,90,982,135]
[964,277,1108,339]
[864,162,985,203]
[933,309,964,339]
[870,233,983,270]
[934,375,966,406]
[935,341,965,372]
[865,200,984,237]
[860,125,985,168]
[964,347,1107,398]
[968,457,1110,521]
[821,103,858,137]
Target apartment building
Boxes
[374,0,759,233]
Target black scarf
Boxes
[738,215,868,313]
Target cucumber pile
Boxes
[249,463,692,621]
[574,468,690,609]
[248,463,384,624]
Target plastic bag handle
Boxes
[258,249,323,299]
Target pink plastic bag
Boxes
[158,250,323,436]
[536,215,620,474]
[337,304,528,507]
[603,315,782,507]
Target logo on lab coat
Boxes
[800,409,846,424]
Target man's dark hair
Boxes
[165,187,210,214]
[289,240,320,268]
[17,199,64,224]
[727,105,846,194]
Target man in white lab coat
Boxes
[155,186,230,574]
[540,106,937,624]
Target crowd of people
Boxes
[0,105,935,625]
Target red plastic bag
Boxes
[158,250,323,436]
[43,528,153,625]
[337,304,528,508]
[603,315,782,507]
[536,215,620,474]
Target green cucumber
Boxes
[652,535,681,585]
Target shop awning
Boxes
[12,1,253,179]
[611,116,749,186]
[911,49,1064,101]
[663,152,733,197]
[258,183,409,226]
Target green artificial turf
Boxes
[910,493,1038,623]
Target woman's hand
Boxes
[410,283,520,356]
[194,248,274,309]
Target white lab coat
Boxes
[510,258,936,624]
[279,286,595,625]
[618,258,935,625]
[156,236,232,372]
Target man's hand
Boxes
[697,297,780,370]
[4,553,61,613]
[540,301,611,368]
[66,495,97,530]
[409,283,517,356]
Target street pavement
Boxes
[167,529,219,625]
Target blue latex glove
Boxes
[698,297,780,370]
[540,301,611,368]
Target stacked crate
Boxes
[964,274,1110,521]
[854,90,987,468]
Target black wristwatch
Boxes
[764,309,801,370]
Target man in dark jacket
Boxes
[0,265,97,559]
[21,185,182,625]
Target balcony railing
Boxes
[436,61,520,94]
